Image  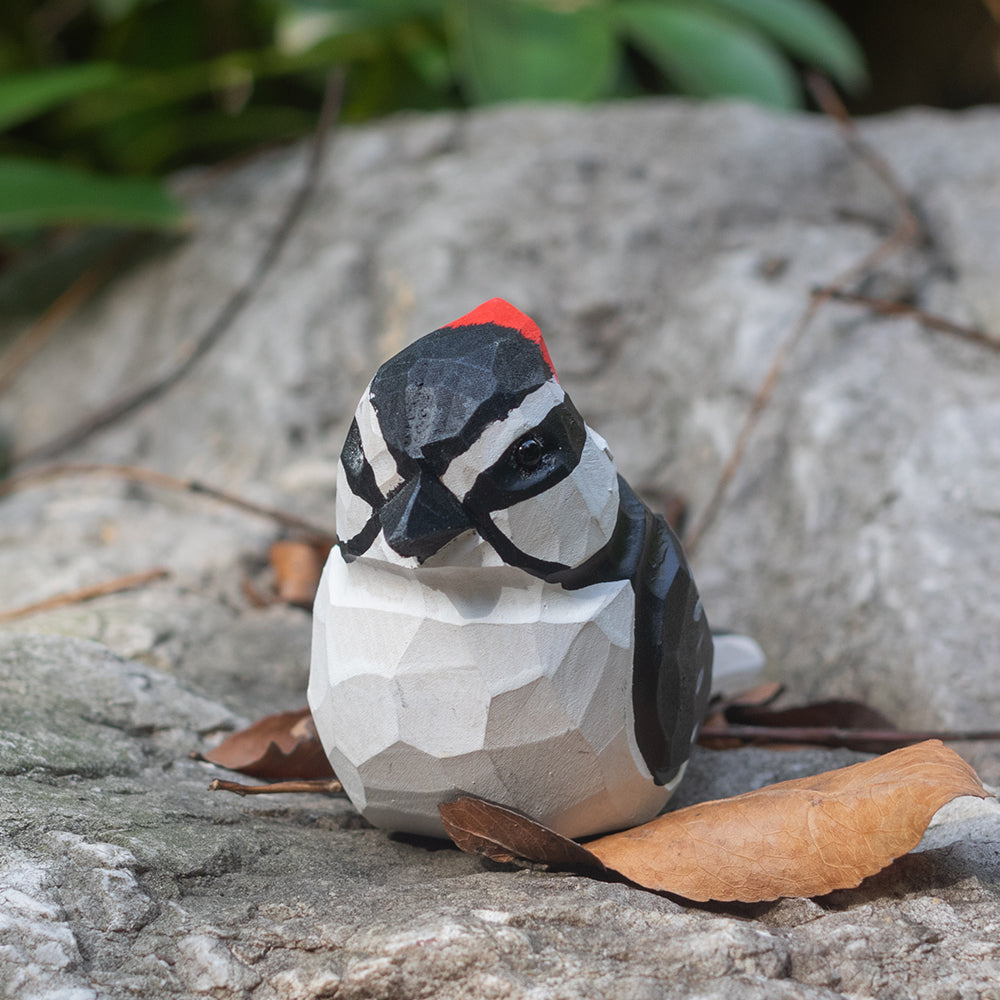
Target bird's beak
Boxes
[379,468,473,560]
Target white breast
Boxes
[309,546,679,838]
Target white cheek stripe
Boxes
[440,381,566,500]
[355,385,404,497]
[336,459,377,541]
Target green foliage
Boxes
[0,157,184,232]
[0,63,124,132]
[617,3,800,108]
[701,0,867,91]
[0,0,865,241]
[448,0,616,103]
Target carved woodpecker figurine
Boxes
[310,298,759,838]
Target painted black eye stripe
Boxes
[339,423,385,559]
[342,512,381,561]
[342,395,587,558]
[464,401,587,514]
[341,420,466,560]
[341,418,383,509]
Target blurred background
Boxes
[1,0,999,270]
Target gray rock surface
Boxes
[2,101,999,735]
[1,99,999,997]
[2,631,998,1000]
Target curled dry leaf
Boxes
[720,681,785,711]
[700,681,784,749]
[196,707,335,781]
[269,539,331,607]
[439,798,604,869]
[725,697,897,730]
[587,741,988,902]
[708,696,903,753]
[439,741,989,903]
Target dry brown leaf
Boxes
[726,697,897,732]
[722,681,784,710]
[269,539,331,607]
[700,681,784,748]
[720,697,902,752]
[586,741,988,902]
[439,798,604,868]
[438,742,988,903]
[196,707,335,781]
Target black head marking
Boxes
[341,418,382,509]
[370,322,554,475]
[339,300,574,565]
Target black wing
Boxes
[551,478,713,785]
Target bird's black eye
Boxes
[514,435,543,470]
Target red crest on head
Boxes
[443,298,557,381]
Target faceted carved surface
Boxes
[489,431,619,568]
[312,299,709,834]
[309,548,673,838]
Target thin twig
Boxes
[698,723,1000,749]
[14,69,346,468]
[209,777,343,796]
[805,72,922,245]
[683,76,924,558]
[0,462,336,541]
[819,288,1000,352]
[0,238,138,394]
[685,294,827,556]
[0,567,169,624]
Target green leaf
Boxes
[101,106,318,174]
[276,0,445,50]
[0,63,125,132]
[0,157,185,232]
[448,0,616,103]
[616,1,800,108]
[63,39,374,132]
[92,0,148,20]
[331,0,445,16]
[700,0,866,90]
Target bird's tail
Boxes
[710,632,766,696]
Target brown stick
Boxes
[684,293,826,556]
[699,723,1000,749]
[805,72,922,245]
[13,69,346,468]
[0,462,336,541]
[683,75,924,557]
[820,288,1000,352]
[0,567,169,624]
[209,777,343,796]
